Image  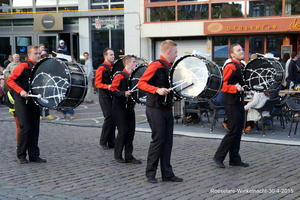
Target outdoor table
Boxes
[279,89,300,96]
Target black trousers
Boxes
[98,93,115,147]
[15,100,40,160]
[145,107,175,179]
[214,104,245,163]
[113,108,135,160]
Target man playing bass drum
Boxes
[213,44,249,168]
[138,40,183,184]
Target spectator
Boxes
[82,52,94,104]
[57,40,67,55]
[3,54,21,93]
[4,55,13,68]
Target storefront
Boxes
[205,17,300,66]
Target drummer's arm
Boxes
[222,64,238,93]
[95,67,110,90]
[138,63,163,94]
[7,63,26,95]
[110,74,126,97]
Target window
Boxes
[212,2,245,19]
[13,18,33,26]
[0,8,10,13]
[111,4,124,9]
[15,36,32,60]
[146,6,175,22]
[285,0,300,15]
[36,0,56,6]
[213,37,228,66]
[147,0,175,2]
[249,36,264,59]
[59,0,78,4]
[248,0,282,17]
[0,0,10,6]
[91,5,109,10]
[63,17,79,24]
[0,19,11,26]
[12,0,32,7]
[0,37,11,67]
[36,7,56,12]
[178,4,209,20]
[13,8,32,13]
[92,0,108,2]
[267,35,283,57]
[58,6,78,11]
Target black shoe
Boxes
[126,157,142,164]
[146,176,157,183]
[213,157,225,168]
[100,144,109,149]
[162,176,183,182]
[229,162,249,167]
[18,158,29,164]
[115,158,126,163]
[29,157,47,163]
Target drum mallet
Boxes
[27,94,42,99]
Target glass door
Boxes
[15,36,32,61]
[71,33,79,62]
[38,35,58,57]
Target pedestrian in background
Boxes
[83,52,94,104]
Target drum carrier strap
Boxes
[153,59,170,78]
[113,71,132,108]
[100,64,113,80]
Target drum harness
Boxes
[112,71,132,109]
[224,62,245,103]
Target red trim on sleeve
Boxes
[110,74,122,92]
[221,60,242,94]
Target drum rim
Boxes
[129,64,147,105]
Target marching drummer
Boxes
[109,55,142,164]
[95,48,116,149]
[213,44,249,168]
[138,40,183,183]
[7,45,47,164]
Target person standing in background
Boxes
[83,52,94,104]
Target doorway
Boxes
[59,33,79,61]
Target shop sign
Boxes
[34,13,63,31]
[94,17,119,29]
[204,17,300,35]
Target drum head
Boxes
[245,58,284,91]
[170,55,210,99]
[30,58,70,108]
[130,65,147,104]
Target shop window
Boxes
[267,35,283,57]
[111,0,123,2]
[15,36,32,61]
[230,37,245,49]
[285,0,300,15]
[178,4,209,20]
[146,6,175,22]
[249,36,264,59]
[213,37,228,66]
[12,0,32,7]
[13,18,33,26]
[147,0,175,2]
[36,7,56,12]
[63,17,79,24]
[178,0,208,2]
[58,6,78,11]
[0,8,10,13]
[0,0,9,6]
[0,19,11,26]
[36,0,56,6]
[248,0,282,17]
[0,37,11,67]
[211,2,245,19]
[13,8,32,13]
[111,4,124,9]
[91,5,109,10]
[59,0,78,4]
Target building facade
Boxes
[0,0,124,68]
[125,0,300,66]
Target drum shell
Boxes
[29,58,87,109]
[170,55,222,100]
[244,58,284,91]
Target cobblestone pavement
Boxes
[0,95,300,199]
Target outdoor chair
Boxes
[208,100,227,133]
[285,98,300,137]
[271,94,289,131]
[183,100,210,127]
[249,97,280,136]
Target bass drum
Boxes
[29,58,87,109]
[129,65,147,105]
[170,55,222,100]
[112,56,148,76]
[244,57,284,91]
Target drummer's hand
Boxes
[156,88,170,96]
[236,84,244,92]
[125,91,131,97]
[20,90,28,98]
[108,85,111,90]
